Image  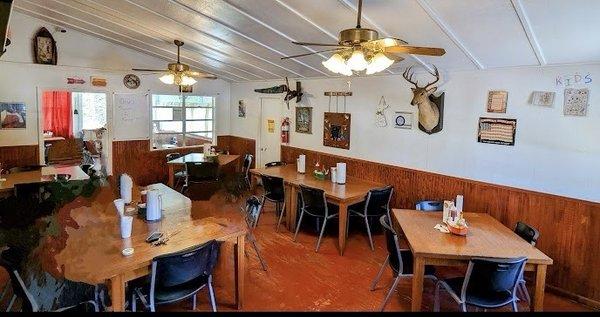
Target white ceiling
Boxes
[12,0,600,82]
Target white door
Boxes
[258,97,282,167]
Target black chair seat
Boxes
[303,204,339,218]
[444,277,514,308]
[153,275,209,304]
[348,202,387,216]
[390,250,436,276]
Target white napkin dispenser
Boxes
[297,154,306,174]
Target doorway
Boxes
[258,97,282,167]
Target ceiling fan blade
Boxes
[383,52,405,62]
[186,71,218,79]
[132,68,168,72]
[385,45,446,56]
[281,48,347,60]
[292,41,345,47]
[138,72,165,75]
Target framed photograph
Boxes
[563,88,589,116]
[238,100,246,118]
[531,91,555,107]
[0,102,26,129]
[487,90,508,113]
[33,27,57,65]
[394,111,413,129]
[477,117,516,146]
[323,112,350,150]
[295,107,312,134]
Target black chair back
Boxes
[364,186,394,216]
[152,240,220,289]
[4,267,38,312]
[514,222,539,246]
[243,196,262,228]
[299,185,327,217]
[379,215,403,273]
[261,174,284,201]
[463,257,527,299]
[165,152,182,162]
[243,154,253,174]
[264,161,285,168]
[416,200,443,211]
[186,162,219,182]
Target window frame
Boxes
[150,94,216,151]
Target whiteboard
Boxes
[112,93,150,141]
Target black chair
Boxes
[132,241,220,312]
[256,175,285,230]
[293,185,339,252]
[183,162,220,200]
[264,161,286,168]
[370,215,436,311]
[514,222,540,304]
[434,257,527,312]
[0,247,25,312]
[416,200,443,211]
[239,196,267,271]
[166,153,185,190]
[347,186,394,250]
[242,154,253,189]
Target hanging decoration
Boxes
[254,77,302,109]
[33,27,57,65]
[375,96,389,127]
[323,113,351,150]
[402,65,444,135]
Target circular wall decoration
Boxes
[123,74,140,89]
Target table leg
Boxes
[168,164,175,188]
[531,264,547,312]
[337,202,348,256]
[234,235,245,310]
[109,274,125,312]
[288,185,298,231]
[411,256,425,312]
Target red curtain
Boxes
[43,91,73,138]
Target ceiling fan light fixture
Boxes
[346,50,368,71]
[366,52,394,75]
[323,53,351,75]
[159,74,175,85]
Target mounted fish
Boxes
[402,65,445,135]
[254,77,302,109]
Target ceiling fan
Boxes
[133,40,217,86]
[281,0,445,76]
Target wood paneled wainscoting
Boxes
[112,136,256,186]
[0,145,40,170]
[281,145,600,308]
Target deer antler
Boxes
[402,66,420,88]
[424,65,440,90]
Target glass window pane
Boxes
[152,133,183,150]
[186,107,212,120]
[186,120,212,132]
[152,95,182,107]
[152,108,173,121]
[185,96,214,107]
[185,133,212,146]
[76,92,107,130]
[153,121,183,133]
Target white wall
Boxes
[0,12,231,149]
[230,65,600,203]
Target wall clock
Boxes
[33,27,57,65]
[123,74,140,89]
[394,111,413,129]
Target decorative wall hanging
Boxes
[563,88,589,116]
[295,107,312,134]
[33,27,57,65]
[254,77,302,109]
[0,102,26,129]
[238,100,246,118]
[555,72,592,87]
[477,117,516,146]
[67,77,85,84]
[375,96,389,127]
[91,77,107,87]
[487,90,508,113]
[325,91,352,114]
[123,74,140,89]
[531,91,555,107]
[402,65,444,134]
[267,119,275,133]
[323,112,351,150]
[394,111,413,129]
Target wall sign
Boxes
[267,119,275,133]
[477,117,517,146]
[323,112,350,150]
[394,111,413,129]
[295,107,312,134]
[487,90,508,113]
[531,91,555,107]
[563,88,589,116]
[123,74,140,89]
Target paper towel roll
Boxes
[297,155,306,174]
[203,143,211,155]
[120,174,133,204]
[336,163,346,184]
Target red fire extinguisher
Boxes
[281,117,290,144]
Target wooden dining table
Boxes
[0,165,90,193]
[392,209,553,312]
[250,164,385,255]
[55,183,247,311]
[166,153,241,188]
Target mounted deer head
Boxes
[403,65,442,133]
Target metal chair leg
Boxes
[276,201,286,232]
[370,255,390,291]
[6,294,16,312]
[254,196,266,229]
[131,293,137,312]
[365,217,374,251]
[251,238,268,271]
[0,283,9,303]
[520,281,531,304]
[460,303,467,312]
[315,218,328,252]
[293,210,305,241]
[379,275,402,311]
[208,276,217,312]
[434,281,441,312]
[511,300,518,312]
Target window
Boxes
[151,94,215,150]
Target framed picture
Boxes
[563,88,589,116]
[323,112,350,149]
[179,85,193,93]
[295,107,312,134]
[0,102,26,129]
[33,27,57,65]
[238,100,246,118]
[531,91,555,107]
[394,111,413,129]
[487,90,508,113]
[477,117,516,146]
